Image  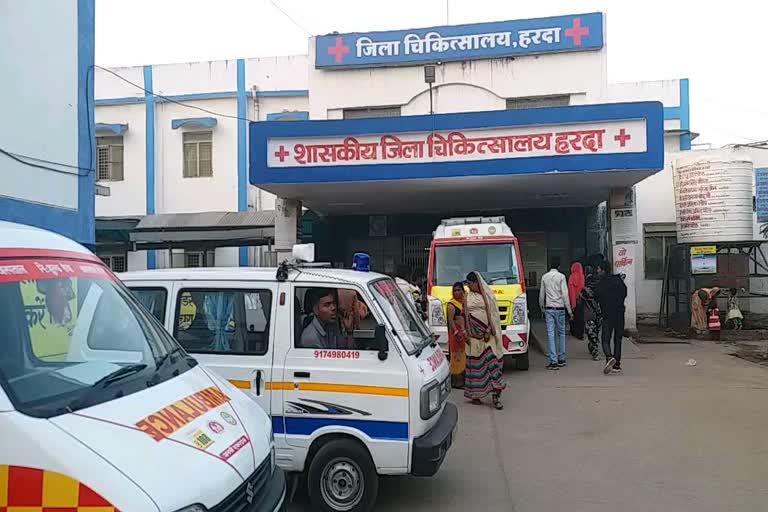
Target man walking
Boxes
[539,257,572,370]
[595,261,628,374]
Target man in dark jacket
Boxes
[595,261,628,374]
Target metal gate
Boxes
[402,234,432,276]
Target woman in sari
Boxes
[568,262,586,339]
[464,272,506,410]
[691,287,720,335]
[447,282,467,389]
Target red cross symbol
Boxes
[614,129,631,147]
[274,145,290,162]
[327,37,350,64]
[565,17,589,46]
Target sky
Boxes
[95,0,766,147]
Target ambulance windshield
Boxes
[370,278,432,355]
[0,257,193,418]
[433,242,520,286]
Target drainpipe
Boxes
[251,85,263,266]
[251,85,262,214]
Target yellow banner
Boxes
[690,245,716,255]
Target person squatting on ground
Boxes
[690,287,720,336]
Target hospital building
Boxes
[92,12,707,329]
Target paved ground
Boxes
[290,331,768,511]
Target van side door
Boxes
[169,280,278,415]
[279,283,410,471]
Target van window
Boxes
[129,287,167,323]
[0,258,192,418]
[294,287,379,350]
[370,278,432,355]
[174,289,272,355]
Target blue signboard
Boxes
[756,168,768,222]
[315,12,603,69]
[250,101,664,186]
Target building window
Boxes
[99,254,127,273]
[644,223,677,280]
[506,95,570,110]
[343,106,401,119]
[183,131,213,178]
[171,249,215,268]
[96,136,124,181]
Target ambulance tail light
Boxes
[428,296,446,327]
[519,332,528,343]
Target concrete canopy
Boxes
[262,170,655,215]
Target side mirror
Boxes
[375,324,388,361]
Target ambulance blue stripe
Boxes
[272,416,408,441]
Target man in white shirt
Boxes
[539,256,572,370]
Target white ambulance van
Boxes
[0,221,285,512]
[120,250,458,512]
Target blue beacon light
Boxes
[352,253,370,272]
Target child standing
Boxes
[726,287,744,330]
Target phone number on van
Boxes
[314,350,361,359]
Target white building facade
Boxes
[1,0,95,244]
[95,12,703,326]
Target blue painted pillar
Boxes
[237,59,248,266]
[144,65,156,269]
[679,78,691,151]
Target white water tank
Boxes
[672,149,754,243]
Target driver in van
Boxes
[300,288,345,349]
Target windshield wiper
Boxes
[489,275,516,284]
[147,346,187,386]
[92,364,148,387]
[154,346,185,370]
[65,364,147,412]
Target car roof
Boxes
[119,266,387,286]
[0,221,93,256]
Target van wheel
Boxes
[308,439,378,512]
[515,351,530,371]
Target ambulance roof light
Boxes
[292,243,315,263]
[442,216,504,226]
[352,252,370,272]
[277,244,332,281]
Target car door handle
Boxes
[253,370,262,396]
[294,371,311,378]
